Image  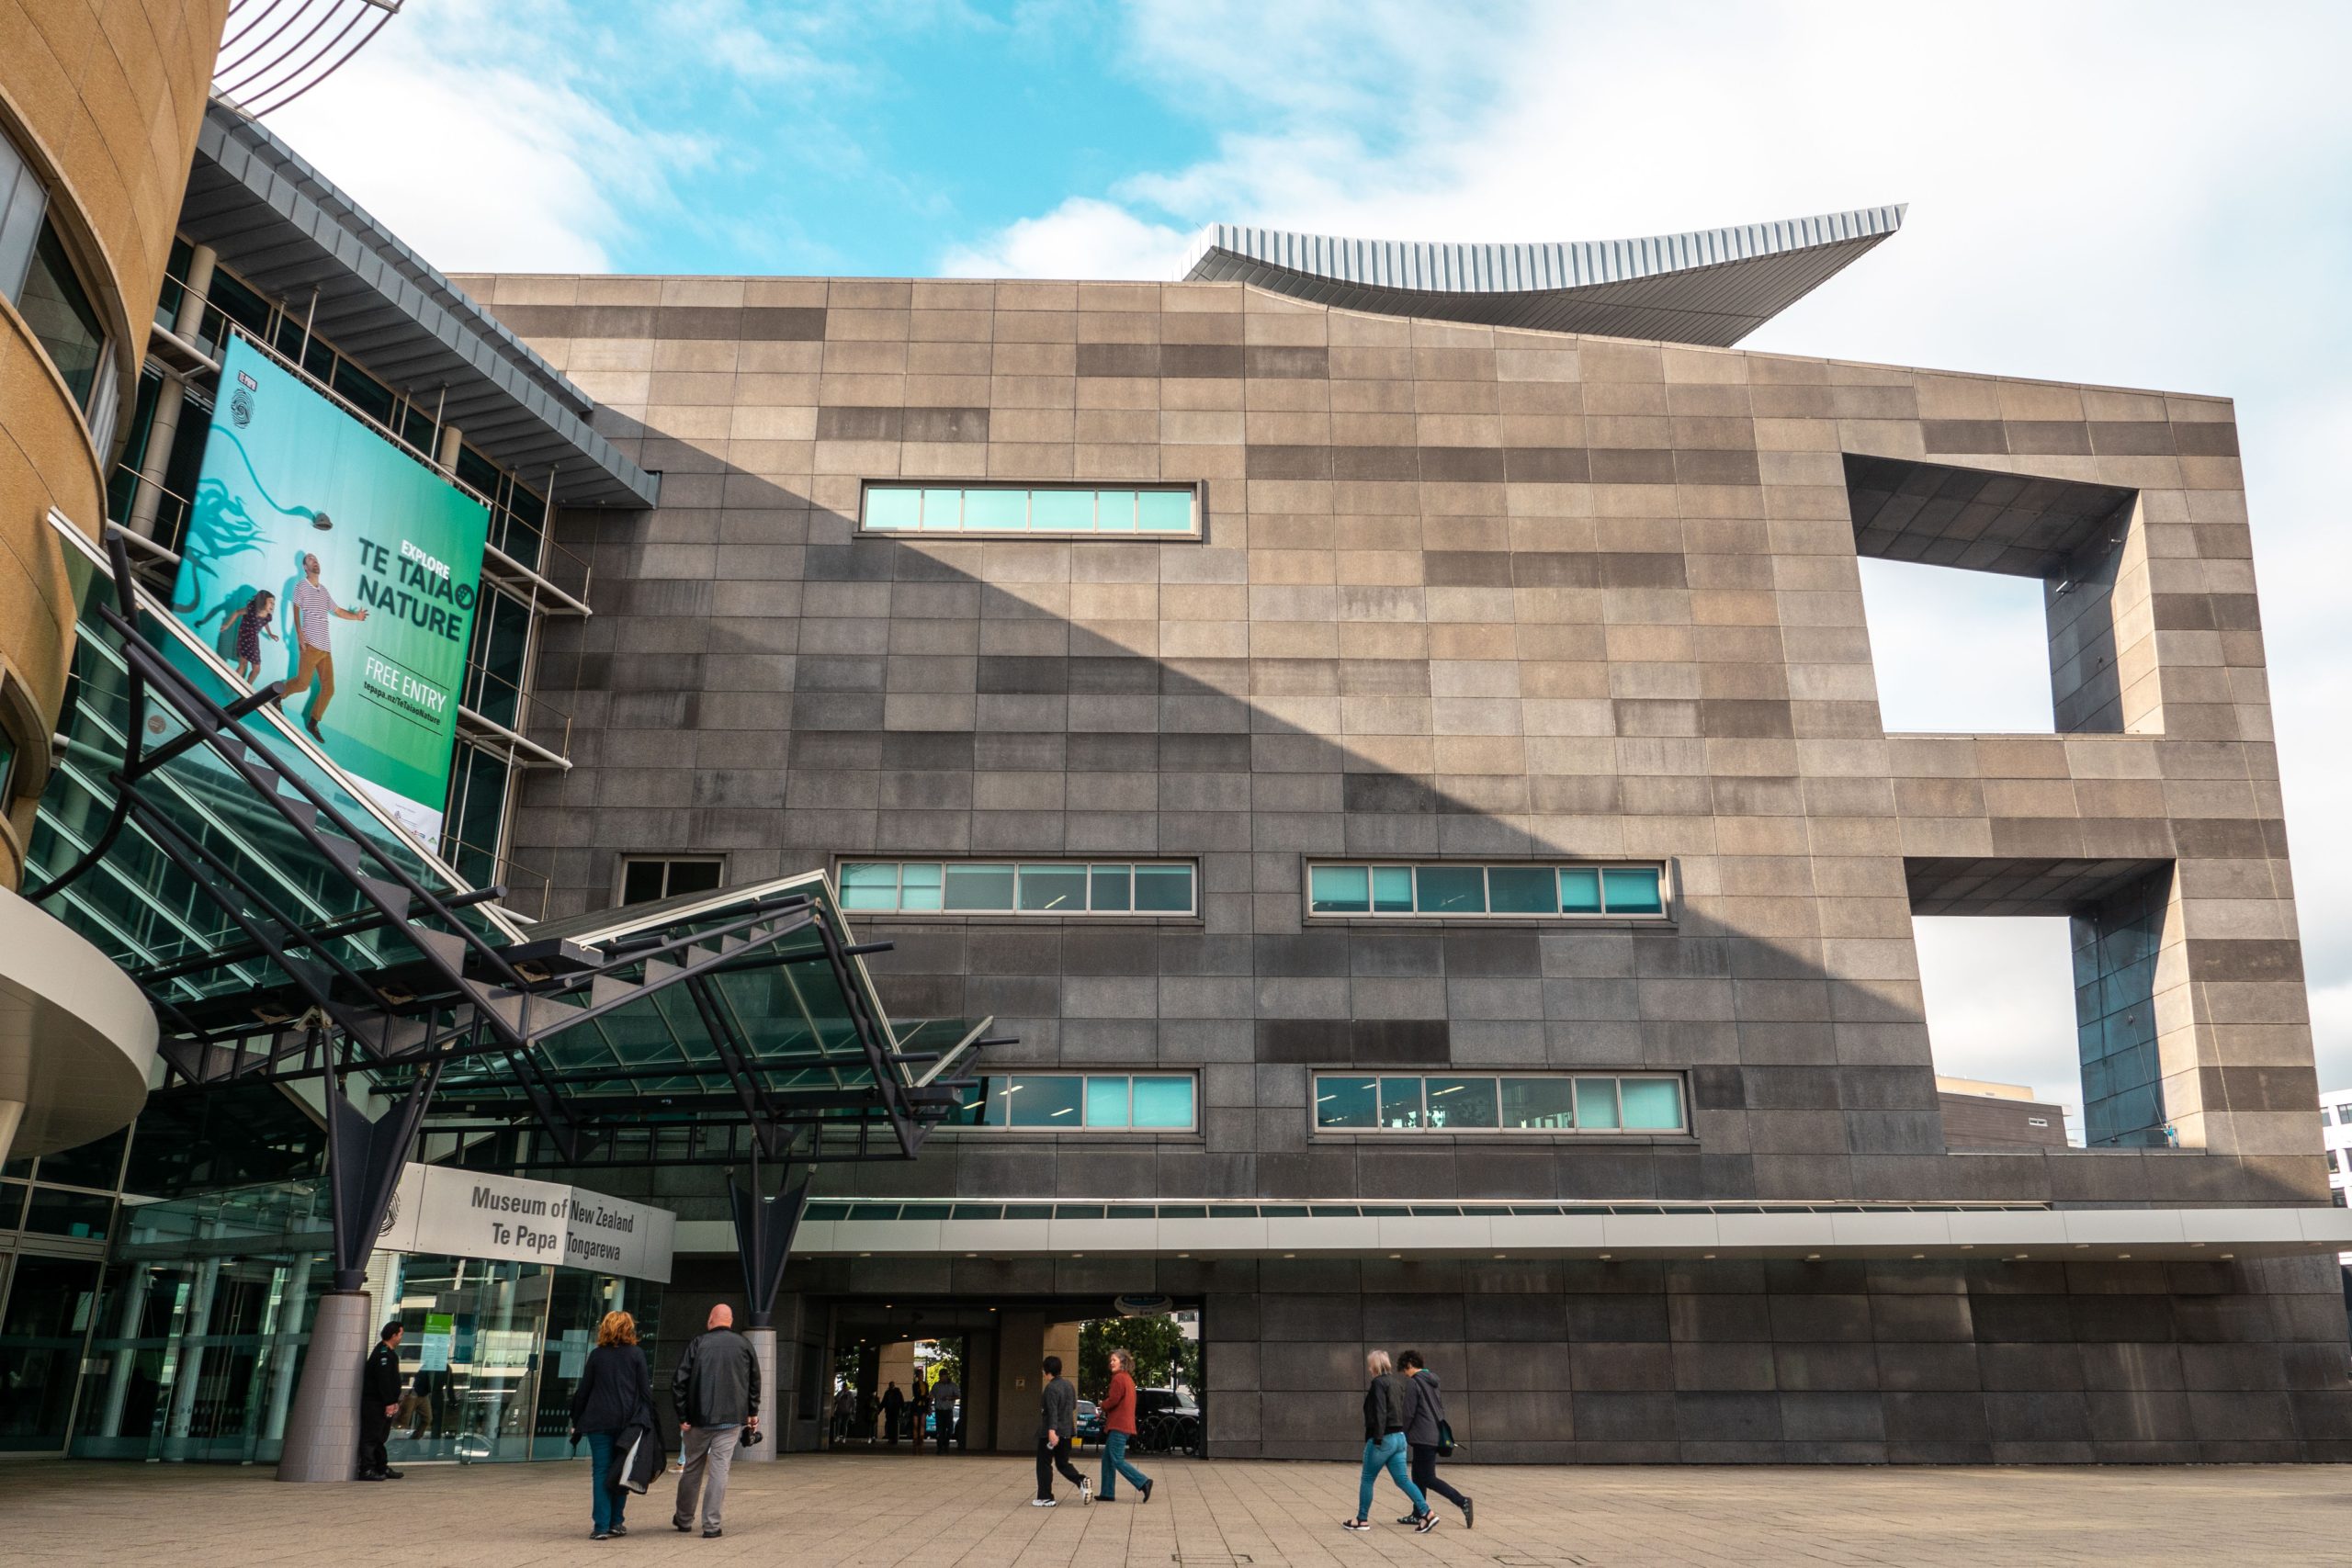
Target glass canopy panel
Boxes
[27,526,514,1010]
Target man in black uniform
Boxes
[358,1320,406,1480]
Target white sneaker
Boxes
[1032,1498,1057,1508]
[1080,1479,1092,1505]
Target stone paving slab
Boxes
[6,1454,2352,1567]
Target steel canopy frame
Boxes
[30,529,999,1342]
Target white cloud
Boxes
[263,0,705,272]
[938,197,1191,280]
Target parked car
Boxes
[1135,1389,1201,1456]
[1072,1398,1102,1447]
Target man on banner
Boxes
[288,546,368,742]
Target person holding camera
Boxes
[672,1304,760,1539]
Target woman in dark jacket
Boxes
[571,1310,654,1540]
[1343,1350,1431,1533]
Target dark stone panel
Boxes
[816,405,903,441]
[1571,1342,1675,1390]
[1419,446,1507,482]
[1162,343,1246,378]
[1332,445,1419,481]
[1588,447,1677,483]
[1076,342,1160,377]
[1424,550,1515,588]
[2172,420,2241,457]
[1777,1392,1885,1441]
[1244,345,1329,379]
[1674,1391,1781,1442]
[1570,1393,1674,1441]
[1244,444,1331,479]
[1566,1294,1671,1342]
[1504,447,1591,483]
[1920,418,2007,454]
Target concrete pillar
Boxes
[97,1264,153,1440]
[743,1325,777,1463]
[276,1290,372,1482]
[125,375,186,537]
[161,1251,223,1460]
[435,423,463,473]
[261,1254,317,1443]
[178,244,217,337]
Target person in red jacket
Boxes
[1097,1348,1156,1503]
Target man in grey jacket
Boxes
[1032,1354,1090,1506]
[1398,1350,1472,1528]
[672,1304,760,1539]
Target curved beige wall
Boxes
[0,1,227,886]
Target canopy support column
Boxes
[277,1033,438,1483]
[729,1145,809,1462]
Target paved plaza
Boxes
[6,1453,2351,1567]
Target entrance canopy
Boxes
[27,516,992,1174]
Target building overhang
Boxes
[0,885,158,1158]
[1181,205,1905,345]
[177,103,658,507]
[673,1199,2352,1264]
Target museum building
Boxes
[2,5,2348,1471]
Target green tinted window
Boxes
[839,863,898,910]
[1415,865,1486,913]
[1558,868,1601,912]
[1090,864,1132,911]
[963,489,1027,529]
[1314,1077,1373,1129]
[943,863,1015,909]
[1008,1076,1085,1127]
[1620,1078,1684,1130]
[899,863,944,911]
[1134,864,1193,912]
[1018,863,1088,912]
[865,487,922,529]
[1501,1077,1577,1129]
[1085,1077,1131,1127]
[861,484,1195,537]
[1379,1077,1425,1129]
[1309,863,1369,914]
[1487,866,1558,914]
[1426,1077,1499,1128]
[1372,865,1414,912]
[1130,1077,1194,1128]
[1574,1078,1621,1130]
[1602,867,1664,914]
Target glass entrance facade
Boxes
[61,1179,661,1463]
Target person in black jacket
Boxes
[672,1304,760,1539]
[1343,1349,1430,1532]
[1396,1349,1471,1528]
[571,1311,655,1540]
[1033,1354,1089,1506]
[880,1380,904,1445]
[358,1321,405,1481]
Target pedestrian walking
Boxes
[831,1384,856,1443]
[929,1371,961,1452]
[880,1380,905,1446]
[911,1371,933,1453]
[1397,1349,1471,1528]
[571,1310,656,1540]
[1096,1348,1156,1503]
[1342,1349,1431,1533]
[357,1320,405,1481]
[671,1303,760,1540]
[1032,1354,1090,1506]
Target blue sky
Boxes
[275,0,2352,1122]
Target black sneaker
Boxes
[704,1529,722,1539]
[381,1467,405,1479]
[1396,1514,1417,1525]
[356,1472,383,1482]
[1139,1479,1154,1505]
[592,1531,610,1541]
[610,1525,628,1537]
[1414,1514,1440,1534]
[673,1520,692,1533]
[1463,1497,1475,1531]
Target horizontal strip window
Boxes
[949,1074,1197,1132]
[862,483,1199,537]
[796,1197,2054,1221]
[1306,862,1666,919]
[840,860,1195,917]
[1314,1073,1688,1134]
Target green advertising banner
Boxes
[170,335,489,842]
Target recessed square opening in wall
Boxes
[1858,558,2055,733]
[1913,915,2084,1148]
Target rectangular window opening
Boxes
[862,482,1201,539]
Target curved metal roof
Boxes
[1181,205,1905,345]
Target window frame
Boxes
[833,858,1201,920]
[616,855,727,907]
[857,479,1205,541]
[1309,1071,1691,1138]
[944,1072,1200,1134]
[1302,859,1673,923]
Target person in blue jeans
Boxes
[1097,1348,1156,1502]
[569,1311,654,1540]
[1343,1350,1435,1533]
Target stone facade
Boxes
[0,0,227,884]
[463,271,2345,1460]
